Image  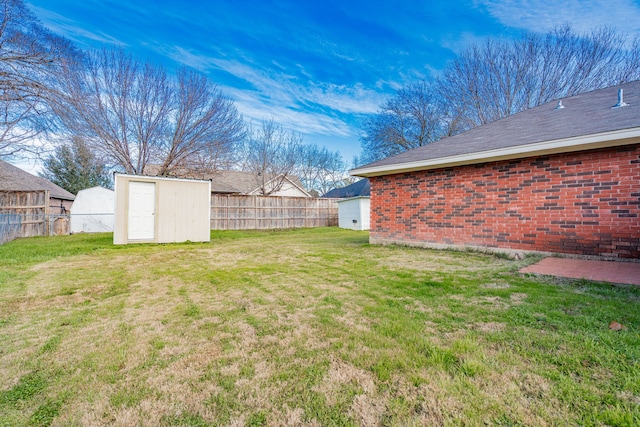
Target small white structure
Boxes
[114,174,211,245]
[337,196,370,231]
[70,186,115,233]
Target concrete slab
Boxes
[520,257,640,286]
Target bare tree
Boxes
[157,68,246,175]
[54,48,245,175]
[239,118,302,196]
[361,26,640,163]
[0,0,74,158]
[360,81,453,163]
[295,144,347,196]
[439,26,640,130]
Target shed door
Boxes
[128,181,155,240]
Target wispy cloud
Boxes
[476,0,640,35]
[302,83,385,115]
[26,0,524,162]
[227,87,353,137]
[221,63,385,136]
[163,46,220,73]
[28,3,125,46]
[161,46,386,136]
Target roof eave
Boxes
[115,172,211,184]
[336,196,370,202]
[52,195,76,201]
[350,127,640,178]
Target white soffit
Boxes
[350,128,640,177]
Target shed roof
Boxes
[75,186,114,196]
[323,179,370,198]
[351,81,640,177]
[0,159,75,200]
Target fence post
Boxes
[44,190,50,236]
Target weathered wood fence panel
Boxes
[0,213,21,245]
[0,190,48,241]
[211,195,338,230]
[0,190,71,244]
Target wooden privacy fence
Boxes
[211,195,339,230]
[0,190,70,244]
[0,213,21,245]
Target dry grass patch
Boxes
[470,321,506,332]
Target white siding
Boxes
[273,180,309,197]
[70,187,115,233]
[248,178,310,197]
[155,178,211,243]
[337,197,370,231]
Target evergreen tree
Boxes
[40,137,112,194]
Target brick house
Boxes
[351,82,640,259]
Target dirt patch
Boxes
[349,394,386,426]
[617,391,640,405]
[510,293,528,305]
[375,247,509,273]
[314,358,377,406]
[482,283,511,289]
[448,294,510,310]
[471,322,507,332]
[465,296,510,310]
[406,300,434,314]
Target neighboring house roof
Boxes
[351,81,640,177]
[143,166,311,197]
[323,179,370,198]
[0,159,75,200]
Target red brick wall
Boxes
[370,144,640,259]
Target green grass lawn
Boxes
[0,228,638,426]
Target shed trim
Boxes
[115,173,211,184]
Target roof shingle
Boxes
[352,81,640,177]
[323,179,370,198]
[0,160,75,200]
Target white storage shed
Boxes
[337,196,370,231]
[114,174,211,245]
[70,186,115,233]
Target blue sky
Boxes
[24,0,640,170]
